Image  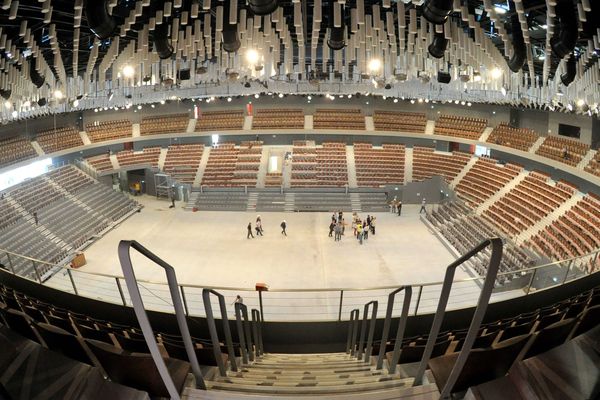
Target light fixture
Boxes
[307,95,312,100]
[278,93,284,98]
[368,58,382,73]
[11,110,17,118]
[72,99,79,107]
[4,100,10,108]
[227,97,232,102]
[160,100,166,104]
[393,98,398,103]
[567,103,573,111]
[576,99,585,107]
[137,105,142,109]
[122,64,135,78]
[23,100,31,107]
[382,96,387,100]
[254,93,260,99]
[500,86,507,96]
[490,68,502,80]
[54,89,64,99]
[410,99,415,104]
[494,5,507,14]
[461,101,466,105]
[467,102,472,107]
[347,94,352,99]
[246,49,259,65]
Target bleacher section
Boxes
[291,141,348,187]
[36,126,83,154]
[195,110,244,131]
[86,153,113,173]
[372,111,427,133]
[252,108,305,129]
[162,144,204,184]
[412,147,471,183]
[193,192,249,211]
[313,109,365,130]
[0,135,37,169]
[434,115,487,141]
[116,147,161,169]
[427,202,535,285]
[584,151,600,177]
[264,173,283,187]
[487,123,538,152]
[483,172,575,237]
[535,136,590,167]
[528,193,600,265]
[85,119,132,143]
[354,143,405,186]
[232,141,263,186]
[201,143,238,186]
[454,158,522,207]
[0,166,139,279]
[140,114,189,136]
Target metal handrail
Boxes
[117,240,206,400]
[251,309,264,357]
[346,309,360,354]
[355,300,378,361]
[376,286,412,372]
[202,288,238,375]
[234,303,253,364]
[413,238,503,396]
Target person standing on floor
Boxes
[334,222,342,241]
[329,221,335,237]
[169,186,176,208]
[357,222,363,245]
[247,222,254,239]
[280,220,287,236]
[397,201,402,216]
[33,211,38,226]
[363,220,369,240]
[420,198,427,214]
[255,219,263,236]
[370,216,376,235]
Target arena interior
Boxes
[0,0,599,399]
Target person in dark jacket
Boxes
[247,222,254,239]
[280,220,287,236]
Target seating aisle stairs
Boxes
[183,352,439,399]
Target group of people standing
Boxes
[328,211,376,245]
[247,216,287,238]
[388,197,427,215]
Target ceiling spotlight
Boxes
[4,100,11,108]
[567,103,573,111]
[473,72,482,82]
[254,93,260,99]
[122,64,135,78]
[347,94,352,99]
[467,102,472,107]
[490,68,502,80]
[494,5,507,14]
[72,99,79,107]
[246,49,259,65]
[368,58,382,73]
[576,99,585,107]
[137,105,142,110]
[393,98,398,103]
[461,101,466,105]
[278,93,284,98]
[227,97,232,102]
[11,110,18,118]
[94,108,98,112]
[307,95,312,100]
[382,96,387,100]
[501,86,507,96]
[410,99,415,104]
[23,100,31,108]
[54,89,64,100]
[454,100,460,104]
[418,98,423,103]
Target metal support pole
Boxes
[562,260,573,284]
[414,286,423,316]
[356,301,377,360]
[251,309,261,359]
[32,261,42,283]
[376,286,412,371]
[180,286,189,316]
[258,291,264,322]
[525,268,537,295]
[5,252,15,274]
[338,290,344,321]
[67,269,78,296]
[235,303,250,365]
[115,277,127,306]
[202,289,238,373]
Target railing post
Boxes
[251,309,263,358]
[562,260,573,284]
[376,286,412,371]
[67,269,78,295]
[356,301,377,361]
[235,303,250,365]
[345,309,358,353]
[414,286,423,315]
[32,261,42,283]
[5,252,16,275]
[338,290,344,321]
[525,268,537,295]
[258,291,264,322]
[115,277,127,306]
[180,286,189,316]
[350,309,360,356]
[202,289,238,374]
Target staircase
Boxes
[425,120,435,135]
[475,170,529,214]
[515,192,582,245]
[31,141,45,156]
[193,147,211,187]
[346,145,358,188]
[247,192,259,212]
[187,119,197,133]
[282,160,293,189]
[79,131,92,146]
[449,156,477,189]
[350,192,362,212]
[404,147,413,183]
[365,116,375,131]
[284,192,296,212]
[158,148,168,170]
[243,116,253,130]
[185,191,200,210]
[528,136,545,153]
[478,127,494,143]
[577,149,596,170]
[187,352,438,398]
[255,147,270,188]
[132,124,141,137]
[109,154,120,170]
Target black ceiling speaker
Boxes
[84,0,116,40]
[327,2,345,50]
[37,98,47,106]
[428,32,448,59]
[153,23,174,59]
[437,71,451,84]
[551,0,578,59]
[29,58,45,88]
[507,13,526,72]
[248,0,278,15]
[422,0,453,25]
[178,69,191,81]
[0,89,11,99]
[560,54,577,86]
[222,24,241,53]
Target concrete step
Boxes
[250,360,369,370]
[214,374,405,387]
[233,369,388,380]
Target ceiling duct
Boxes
[327,2,345,50]
[248,0,278,16]
[153,23,174,59]
[84,0,116,40]
[507,13,526,72]
[551,0,579,59]
[222,2,240,52]
[29,58,45,88]
[428,31,448,59]
[421,0,453,25]
[560,55,576,86]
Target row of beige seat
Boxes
[434,115,487,141]
[36,126,83,154]
[535,136,590,167]
[487,123,538,152]
[195,111,244,131]
[0,136,37,169]
[412,146,472,183]
[140,114,189,136]
[86,120,133,143]
[353,143,405,186]
[372,111,427,133]
[162,144,205,184]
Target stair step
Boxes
[214,374,404,387]
[233,369,388,379]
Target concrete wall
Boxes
[548,111,593,144]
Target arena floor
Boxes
[46,196,523,320]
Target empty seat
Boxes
[572,305,600,337]
[397,339,451,364]
[523,318,578,359]
[0,308,41,344]
[35,322,95,365]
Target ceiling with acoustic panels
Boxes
[0,0,598,122]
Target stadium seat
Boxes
[34,322,96,365]
[522,318,578,359]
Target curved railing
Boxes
[1,246,598,322]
